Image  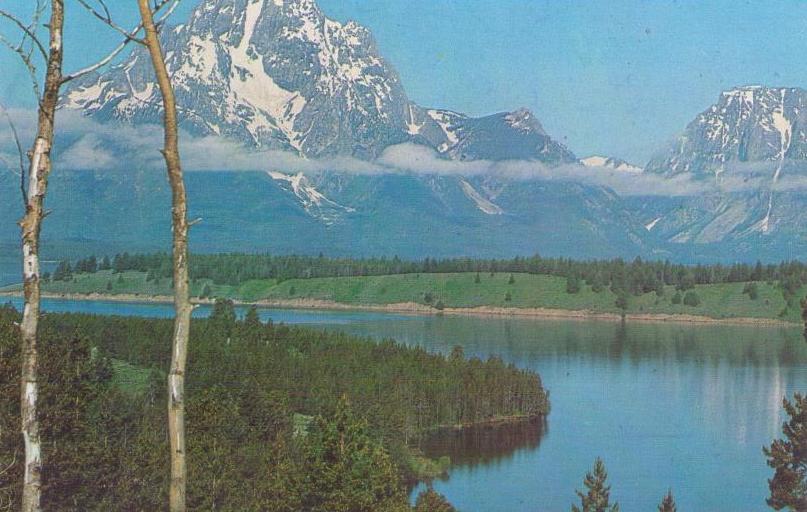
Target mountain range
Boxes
[4,0,806,263]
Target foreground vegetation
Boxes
[0,304,546,510]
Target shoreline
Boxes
[0,290,798,327]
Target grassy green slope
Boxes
[5,269,801,322]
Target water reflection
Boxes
[420,416,548,471]
[323,315,807,511]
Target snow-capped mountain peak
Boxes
[64,0,412,158]
[646,85,807,177]
[505,108,541,133]
[638,85,807,245]
[580,155,643,173]
[62,0,575,165]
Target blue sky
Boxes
[2,0,807,163]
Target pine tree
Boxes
[302,396,406,511]
[508,274,516,285]
[765,393,807,511]
[53,260,72,281]
[244,305,261,328]
[209,299,237,339]
[571,458,619,512]
[590,272,605,293]
[415,488,456,511]
[658,489,676,512]
[566,275,581,294]
[615,292,628,312]
[99,255,111,271]
[474,272,481,284]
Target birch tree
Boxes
[133,1,192,509]
[1,2,180,509]
[1,3,65,509]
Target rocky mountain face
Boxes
[647,86,807,178]
[49,0,807,262]
[62,0,574,163]
[65,0,411,158]
[410,107,577,163]
[632,86,807,254]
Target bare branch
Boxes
[0,33,41,100]
[74,0,146,43]
[95,0,112,23]
[62,0,183,84]
[0,105,28,205]
[0,9,47,60]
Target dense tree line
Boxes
[65,252,807,298]
[0,304,545,510]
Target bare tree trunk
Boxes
[135,1,191,510]
[18,3,64,511]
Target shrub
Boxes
[683,291,700,307]
[671,291,682,305]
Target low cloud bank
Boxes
[2,108,807,197]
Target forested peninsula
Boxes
[0,304,547,509]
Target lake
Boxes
[2,297,805,511]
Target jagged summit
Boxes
[62,0,573,164]
[640,86,807,244]
[64,0,412,158]
[646,85,807,177]
[410,107,575,163]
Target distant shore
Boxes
[0,290,797,327]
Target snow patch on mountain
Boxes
[61,0,577,165]
[268,170,354,223]
[426,109,463,153]
[505,108,538,133]
[644,217,661,231]
[459,179,504,215]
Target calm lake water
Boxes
[2,297,805,511]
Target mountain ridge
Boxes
[62,0,575,164]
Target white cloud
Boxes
[2,108,807,198]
